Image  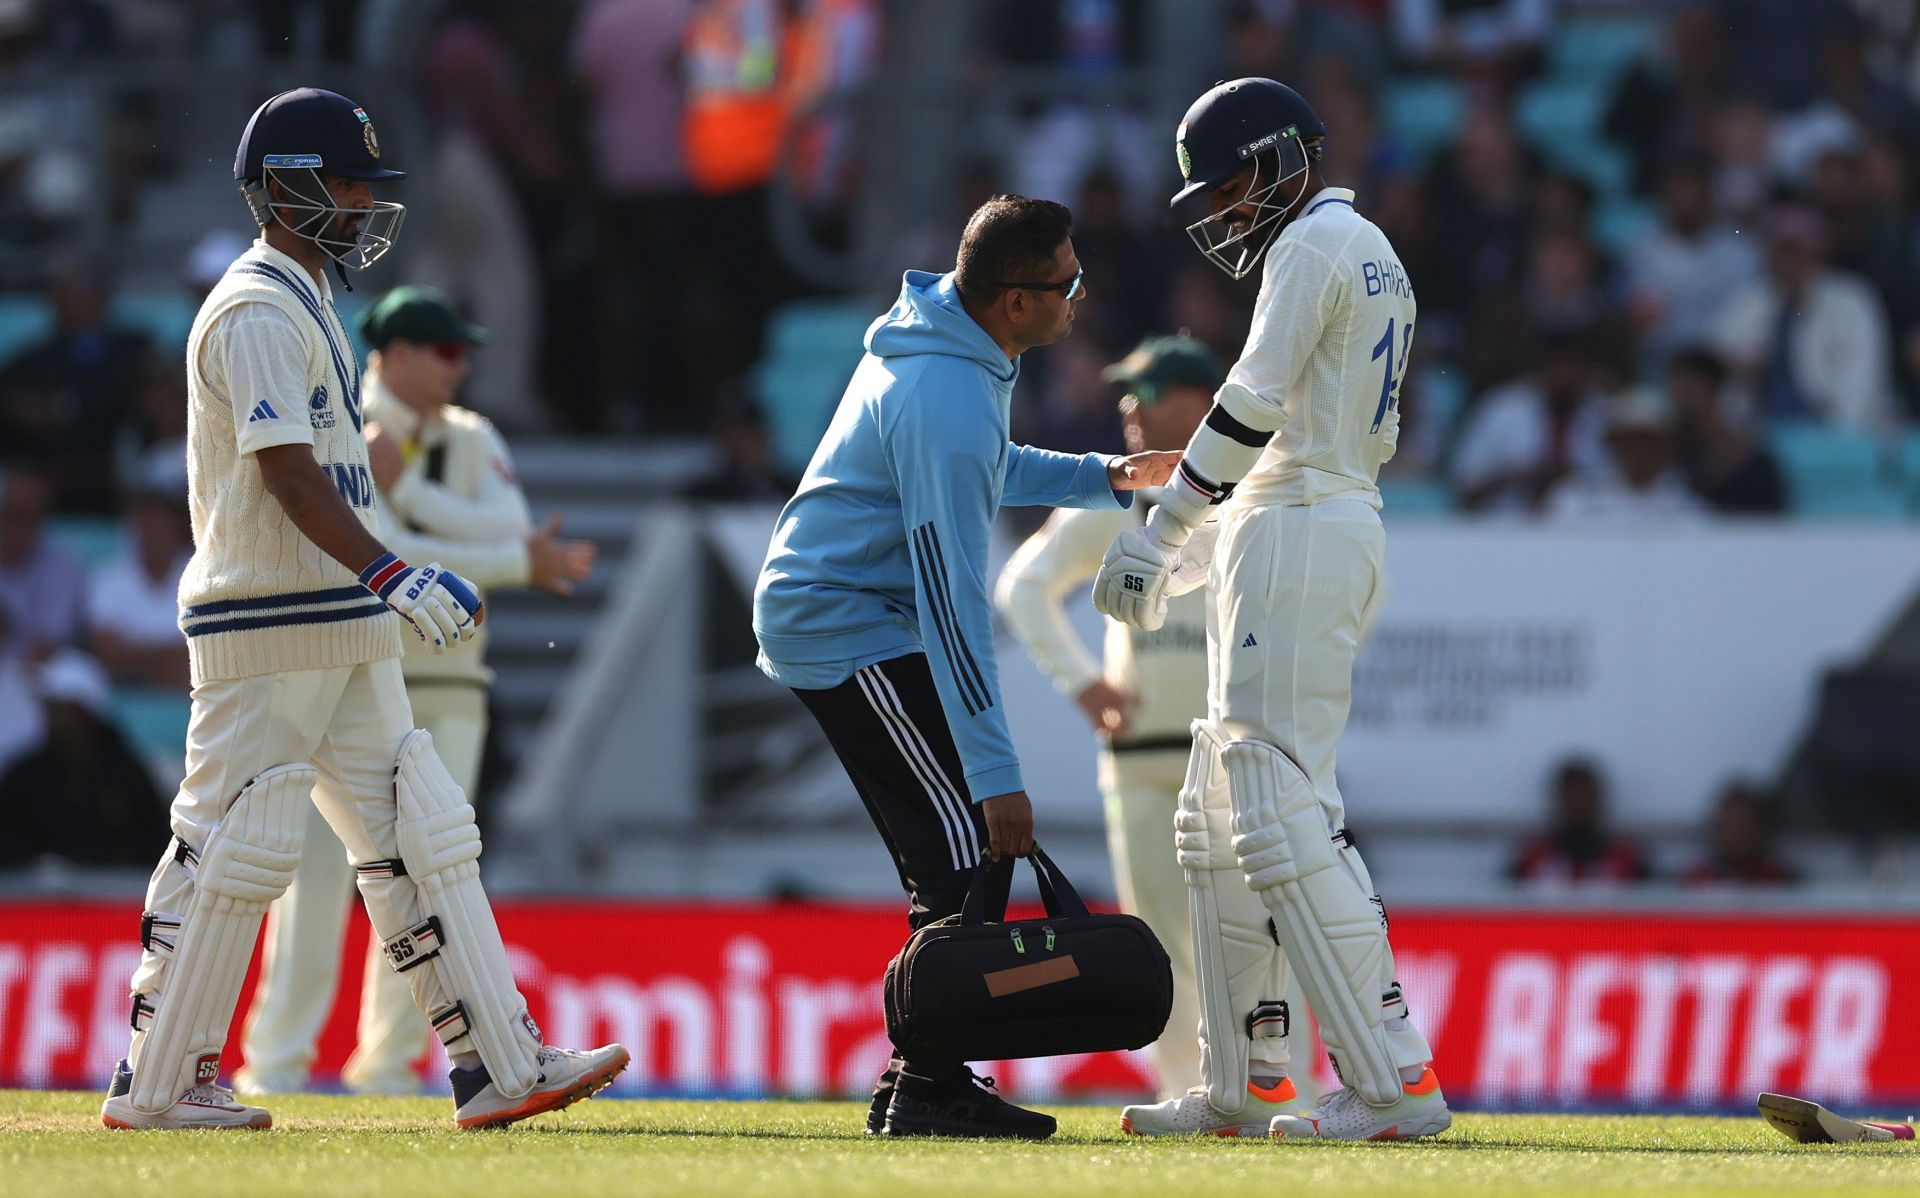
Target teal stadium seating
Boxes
[46,516,124,570]
[1769,425,1906,519]
[1901,430,1920,515]
[1379,477,1455,518]
[1380,77,1464,162]
[752,299,873,477]
[1547,18,1658,84]
[112,686,190,780]
[0,294,52,370]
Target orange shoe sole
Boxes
[457,1048,632,1130]
[102,1112,272,1130]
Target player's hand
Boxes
[364,421,405,493]
[1108,450,1182,491]
[527,513,595,597]
[981,791,1035,861]
[1074,679,1138,739]
[359,553,484,652]
[1166,517,1221,598]
[1093,525,1176,630]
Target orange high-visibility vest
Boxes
[682,0,792,195]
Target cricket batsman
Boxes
[101,87,625,1130]
[996,334,1287,1112]
[1093,78,1450,1141]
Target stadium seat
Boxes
[752,299,873,477]
[46,516,125,569]
[1899,430,1920,514]
[1381,77,1464,162]
[1592,198,1659,255]
[0,293,52,371]
[1770,425,1906,519]
[1515,81,1610,151]
[113,686,190,776]
[111,292,198,357]
[1379,477,1455,518]
[1548,19,1659,84]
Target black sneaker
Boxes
[881,1064,1057,1139]
[865,1058,902,1135]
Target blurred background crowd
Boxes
[4,0,1920,891]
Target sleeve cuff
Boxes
[965,762,1025,804]
[237,424,315,455]
[1085,454,1132,509]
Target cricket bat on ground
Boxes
[1758,1093,1915,1143]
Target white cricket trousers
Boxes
[1208,497,1386,823]
[239,682,488,1093]
[1097,748,1202,1098]
[128,657,420,1081]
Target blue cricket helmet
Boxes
[234,88,406,274]
[1172,78,1327,278]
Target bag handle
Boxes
[959,844,1091,925]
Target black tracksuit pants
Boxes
[792,652,991,931]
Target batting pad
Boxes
[393,729,542,1098]
[1224,737,1402,1106]
[130,763,314,1112]
[1177,721,1293,1115]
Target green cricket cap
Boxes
[357,285,489,350]
[1100,334,1225,403]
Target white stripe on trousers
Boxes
[854,665,980,872]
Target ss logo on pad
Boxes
[1124,575,1145,593]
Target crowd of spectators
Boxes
[4,1,1920,867]
[1506,755,1803,888]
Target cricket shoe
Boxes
[881,1064,1057,1139]
[1268,1068,1451,1141]
[451,1043,631,1129]
[1122,1078,1311,1137]
[865,1057,903,1134]
[101,1059,272,1130]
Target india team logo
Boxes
[309,384,335,429]
[353,105,380,158]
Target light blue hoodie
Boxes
[754,270,1128,802]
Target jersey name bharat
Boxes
[1233,191,1417,508]
[176,242,402,684]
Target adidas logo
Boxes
[246,400,279,423]
[1241,633,1258,648]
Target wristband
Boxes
[359,552,411,599]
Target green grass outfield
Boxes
[3,1091,1913,1197]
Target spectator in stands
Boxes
[1716,0,1854,113]
[0,606,45,778]
[250,0,363,62]
[1417,92,1537,361]
[1450,330,1609,514]
[1545,388,1706,523]
[1682,780,1800,887]
[574,0,697,433]
[1605,4,1726,197]
[1507,757,1650,886]
[1625,156,1762,369]
[1068,167,1168,357]
[981,0,1157,221]
[87,488,189,689]
[1812,143,1920,405]
[1666,346,1786,514]
[0,258,154,513]
[0,648,165,867]
[1388,0,1548,85]
[0,466,85,660]
[1712,204,1895,429]
[683,389,800,503]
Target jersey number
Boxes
[1370,318,1413,434]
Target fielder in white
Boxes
[238,286,594,1095]
[998,335,1291,1114]
[102,87,625,1131]
[1094,78,1449,1142]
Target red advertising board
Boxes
[5,901,1916,1109]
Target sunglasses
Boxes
[995,267,1085,301]
[427,342,469,363]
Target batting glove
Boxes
[1094,524,1180,630]
[359,552,483,652]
